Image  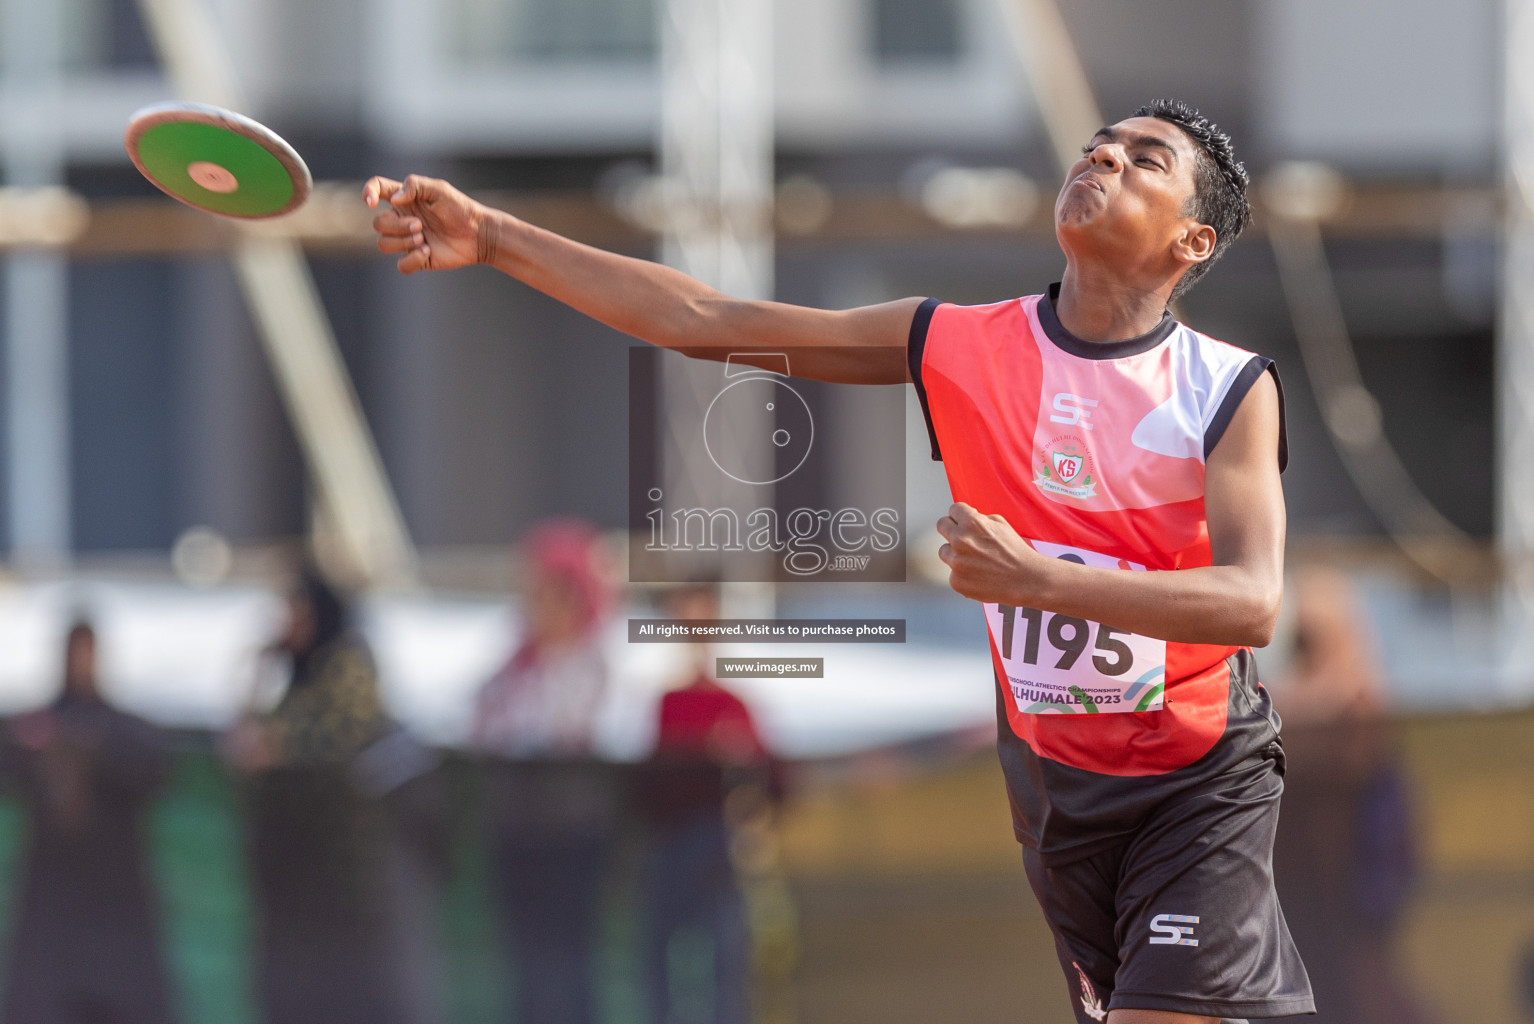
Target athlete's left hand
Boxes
[935,503,1052,605]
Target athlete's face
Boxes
[1054,117,1216,283]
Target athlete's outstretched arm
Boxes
[362,174,918,384]
[937,372,1286,647]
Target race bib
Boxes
[984,540,1166,714]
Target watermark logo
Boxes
[629,348,906,582]
[703,355,815,485]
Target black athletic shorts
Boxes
[1022,756,1315,1023]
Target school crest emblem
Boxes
[1036,435,1096,499]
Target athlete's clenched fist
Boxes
[363,174,491,274]
[935,502,1052,606]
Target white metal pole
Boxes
[994,0,1104,177]
[1500,0,1534,693]
[659,0,774,300]
[1,0,71,567]
[658,0,775,602]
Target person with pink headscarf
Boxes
[473,520,619,1024]
[474,520,616,757]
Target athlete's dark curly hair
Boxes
[1131,99,1251,300]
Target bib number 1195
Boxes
[983,538,1166,715]
[986,602,1165,713]
[994,605,1133,677]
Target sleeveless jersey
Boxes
[909,286,1289,864]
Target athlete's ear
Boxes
[1173,222,1217,267]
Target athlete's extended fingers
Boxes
[396,244,432,275]
[376,232,421,255]
[362,176,403,208]
[392,174,443,208]
[372,209,422,236]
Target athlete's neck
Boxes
[1053,266,1174,343]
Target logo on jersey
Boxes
[1035,436,1096,499]
[1049,392,1098,430]
[1072,962,1107,1021]
[1149,913,1200,946]
[1053,450,1084,483]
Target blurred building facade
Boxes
[0,0,1505,555]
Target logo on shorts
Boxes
[1072,962,1107,1021]
[1149,913,1200,947]
[1036,435,1097,499]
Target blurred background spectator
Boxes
[1270,567,1440,1024]
[229,567,432,1024]
[637,582,783,1024]
[233,568,393,770]
[473,520,618,1024]
[0,619,175,1024]
[473,521,613,758]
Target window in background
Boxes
[447,0,656,66]
[872,0,963,64]
[49,0,157,72]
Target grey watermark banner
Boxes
[627,618,905,643]
[629,347,907,583]
[717,658,825,678]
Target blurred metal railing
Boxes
[0,180,1505,257]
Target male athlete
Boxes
[365,98,1313,1024]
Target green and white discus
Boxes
[124,102,312,219]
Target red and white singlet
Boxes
[910,286,1288,861]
